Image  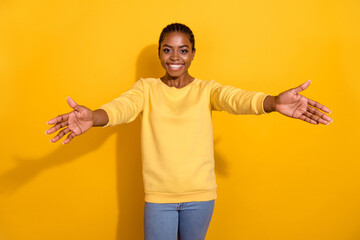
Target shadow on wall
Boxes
[0,127,117,195]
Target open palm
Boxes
[46,97,94,144]
[275,80,332,125]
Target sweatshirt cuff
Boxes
[99,105,114,127]
[258,93,270,114]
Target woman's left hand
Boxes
[265,80,333,125]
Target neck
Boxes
[161,73,194,88]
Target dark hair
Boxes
[158,23,195,54]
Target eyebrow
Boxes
[162,44,190,49]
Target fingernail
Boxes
[45,131,48,134]
[50,139,53,143]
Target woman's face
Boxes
[159,31,195,79]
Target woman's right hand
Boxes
[46,97,94,144]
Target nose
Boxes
[170,51,180,61]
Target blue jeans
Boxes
[144,200,215,240]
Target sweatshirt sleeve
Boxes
[210,80,268,115]
[100,79,144,127]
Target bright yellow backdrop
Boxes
[1,1,359,239]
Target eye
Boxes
[180,49,188,54]
[163,48,171,53]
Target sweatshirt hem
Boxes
[144,190,217,203]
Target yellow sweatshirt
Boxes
[100,78,267,203]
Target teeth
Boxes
[169,64,182,69]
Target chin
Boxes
[168,73,182,78]
[166,68,189,78]
[165,72,182,78]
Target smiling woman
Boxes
[45,23,332,240]
[159,31,194,86]
[158,24,196,88]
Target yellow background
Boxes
[1,0,359,239]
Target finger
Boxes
[63,131,77,144]
[50,128,71,143]
[299,114,318,125]
[304,111,330,125]
[307,99,331,113]
[291,80,311,95]
[67,97,82,111]
[47,97,81,125]
[303,111,329,125]
[46,121,68,134]
[307,106,333,123]
[47,113,70,125]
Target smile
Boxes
[167,64,184,71]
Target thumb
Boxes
[67,97,82,111]
[292,80,311,94]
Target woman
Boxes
[46,23,332,240]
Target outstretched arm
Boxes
[46,97,109,144]
[263,80,332,125]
